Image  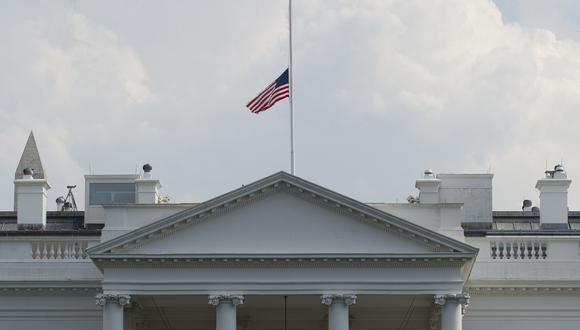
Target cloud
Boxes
[0,7,154,209]
[2,0,580,212]
[290,0,580,209]
[494,0,580,42]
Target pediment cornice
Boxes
[92,253,472,268]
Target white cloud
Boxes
[0,8,154,209]
[2,0,580,212]
[285,0,580,209]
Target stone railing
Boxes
[31,240,89,260]
[490,240,547,260]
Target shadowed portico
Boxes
[127,295,436,330]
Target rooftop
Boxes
[0,211,101,236]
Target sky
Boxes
[2,0,580,211]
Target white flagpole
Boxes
[289,0,295,175]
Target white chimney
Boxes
[415,169,441,204]
[536,164,571,228]
[436,173,493,222]
[14,168,50,229]
[135,164,161,204]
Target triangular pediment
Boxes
[87,172,477,259]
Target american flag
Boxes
[246,69,290,114]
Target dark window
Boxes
[89,183,135,205]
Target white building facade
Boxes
[1,133,580,330]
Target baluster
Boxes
[526,243,533,259]
[31,242,39,259]
[42,242,48,259]
[56,242,63,259]
[36,242,42,259]
[534,242,540,259]
[498,243,505,259]
[73,242,79,259]
[506,242,512,259]
[541,243,548,259]
[520,242,526,259]
[62,242,70,259]
[49,242,56,259]
[490,242,497,259]
[512,242,519,259]
[81,241,88,259]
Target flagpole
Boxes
[289,0,295,175]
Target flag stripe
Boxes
[247,83,275,108]
[253,86,289,113]
[252,86,279,111]
[255,92,289,113]
[250,85,278,110]
[251,85,288,112]
[246,69,290,114]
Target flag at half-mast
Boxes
[246,69,290,114]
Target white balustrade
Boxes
[31,240,89,260]
[490,240,547,260]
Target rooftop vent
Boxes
[56,196,65,210]
[406,195,419,204]
[423,169,435,179]
[522,199,532,212]
[545,164,567,179]
[142,163,153,179]
[23,168,34,180]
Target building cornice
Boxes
[0,280,102,295]
[90,253,472,269]
[467,286,580,295]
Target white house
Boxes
[1,132,580,330]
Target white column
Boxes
[434,294,469,330]
[96,294,131,330]
[321,294,357,330]
[209,294,245,330]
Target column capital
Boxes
[321,294,357,306]
[95,293,131,307]
[208,294,245,306]
[433,293,470,307]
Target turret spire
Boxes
[15,131,45,180]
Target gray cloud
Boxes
[2,0,580,212]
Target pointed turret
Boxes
[14,131,47,211]
[15,131,45,180]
